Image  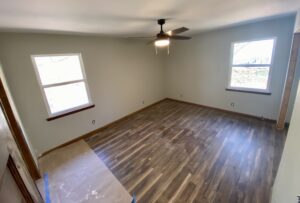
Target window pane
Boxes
[44,82,89,114]
[233,39,274,65]
[34,55,84,85]
[230,66,270,90]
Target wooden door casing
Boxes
[0,78,40,180]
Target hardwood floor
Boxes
[85,99,286,203]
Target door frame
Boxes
[7,155,35,203]
[0,78,40,180]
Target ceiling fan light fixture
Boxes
[154,38,170,47]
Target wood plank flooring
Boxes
[85,99,286,203]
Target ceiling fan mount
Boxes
[157,19,166,26]
[158,19,166,33]
[157,19,168,39]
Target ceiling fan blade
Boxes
[169,35,191,40]
[127,36,155,39]
[146,40,155,45]
[167,27,189,36]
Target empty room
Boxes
[0,0,300,202]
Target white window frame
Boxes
[31,53,93,118]
[227,37,277,94]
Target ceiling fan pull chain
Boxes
[155,46,158,55]
[167,45,170,55]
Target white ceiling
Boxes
[0,0,299,36]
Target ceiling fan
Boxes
[130,19,191,48]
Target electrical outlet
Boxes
[142,100,145,105]
[230,102,235,108]
[92,120,95,125]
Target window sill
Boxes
[225,88,271,95]
[47,104,95,121]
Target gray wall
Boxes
[0,64,38,164]
[165,15,296,121]
[0,33,165,155]
[271,80,300,203]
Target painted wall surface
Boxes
[0,168,25,202]
[295,10,300,33]
[0,33,165,155]
[271,80,300,203]
[164,16,296,121]
[0,64,38,165]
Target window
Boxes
[228,38,275,93]
[32,54,93,118]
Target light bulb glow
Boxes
[155,39,170,47]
